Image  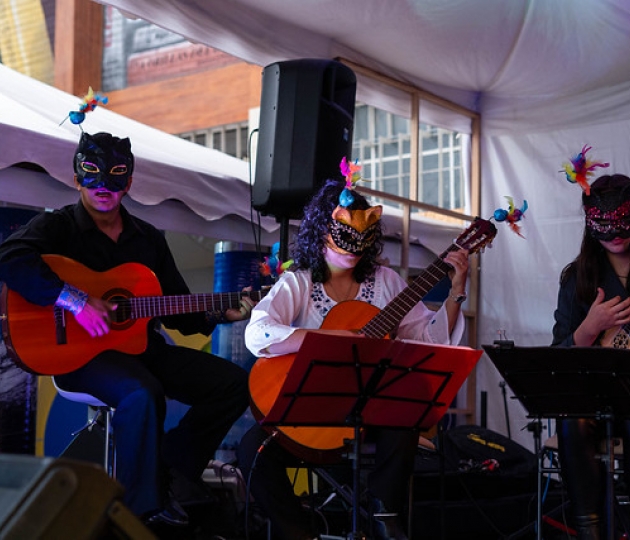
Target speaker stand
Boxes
[278,216,290,263]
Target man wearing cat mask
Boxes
[0,132,252,529]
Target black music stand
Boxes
[261,333,481,539]
[483,343,630,540]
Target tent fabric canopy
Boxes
[97,0,630,109]
[93,0,630,450]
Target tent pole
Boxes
[278,216,290,263]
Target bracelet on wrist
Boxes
[55,283,88,315]
[448,289,467,304]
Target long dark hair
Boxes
[291,178,383,283]
[562,231,607,305]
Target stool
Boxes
[537,433,625,540]
[52,377,116,477]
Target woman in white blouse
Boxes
[239,174,469,540]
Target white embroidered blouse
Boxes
[245,266,465,357]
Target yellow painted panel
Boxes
[0,0,54,83]
[162,327,211,352]
[35,376,56,456]
[288,466,316,497]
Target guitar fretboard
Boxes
[113,290,265,322]
[362,244,460,338]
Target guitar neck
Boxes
[362,244,459,338]
[116,290,265,320]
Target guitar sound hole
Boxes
[105,292,133,327]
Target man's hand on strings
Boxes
[74,296,117,337]
[224,286,257,322]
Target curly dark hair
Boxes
[290,178,383,283]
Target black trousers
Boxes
[237,423,418,540]
[55,332,249,517]
[557,418,630,539]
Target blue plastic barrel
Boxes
[212,241,266,461]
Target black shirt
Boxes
[0,200,213,336]
[551,258,627,347]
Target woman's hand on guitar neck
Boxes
[443,248,469,293]
[74,296,118,338]
[575,287,630,346]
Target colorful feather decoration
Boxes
[561,145,609,195]
[493,196,528,237]
[259,241,292,279]
[60,87,109,126]
[338,157,364,207]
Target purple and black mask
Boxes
[584,175,630,241]
[73,132,134,192]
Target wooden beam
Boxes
[54,0,103,95]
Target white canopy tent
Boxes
[93,0,630,450]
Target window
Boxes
[353,105,467,214]
[419,123,466,211]
[179,122,250,160]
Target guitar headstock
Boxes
[455,217,497,254]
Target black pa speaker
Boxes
[253,59,356,220]
[0,454,154,539]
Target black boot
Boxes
[574,514,601,540]
[369,496,408,540]
[556,420,604,540]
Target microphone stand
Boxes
[500,380,512,440]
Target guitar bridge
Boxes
[54,306,67,345]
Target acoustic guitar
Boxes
[249,217,497,462]
[0,254,267,376]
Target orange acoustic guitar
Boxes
[0,254,267,376]
[249,217,498,462]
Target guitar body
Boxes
[249,300,381,462]
[1,255,161,375]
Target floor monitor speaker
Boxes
[0,454,153,539]
[253,59,356,220]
